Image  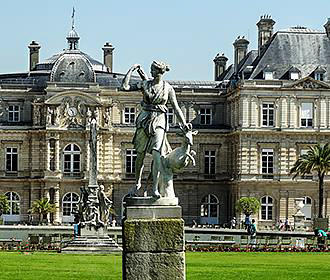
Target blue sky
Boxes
[1,0,330,80]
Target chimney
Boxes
[28,41,41,71]
[213,53,228,81]
[233,36,249,73]
[324,18,330,38]
[257,15,275,55]
[102,42,115,72]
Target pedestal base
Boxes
[123,198,185,280]
[293,214,306,231]
[61,228,122,254]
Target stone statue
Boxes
[75,115,113,230]
[122,61,193,199]
[104,107,111,128]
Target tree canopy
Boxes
[235,197,260,216]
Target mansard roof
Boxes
[250,27,330,80]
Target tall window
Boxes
[301,196,312,220]
[262,103,274,127]
[63,144,80,176]
[62,192,79,222]
[4,192,20,215]
[6,147,18,172]
[200,108,212,125]
[200,194,219,224]
[261,148,274,179]
[261,196,273,220]
[8,105,20,122]
[301,103,313,128]
[167,108,175,126]
[204,150,216,178]
[124,107,135,124]
[126,149,137,174]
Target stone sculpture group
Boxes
[122,61,197,199]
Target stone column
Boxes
[55,139,60,171]
[44,188,50,223]
[46,140,51,171]
[123,198,185,280]
[54,186,61,224]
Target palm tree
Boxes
[29,197,56,224]
[290,143,330,218]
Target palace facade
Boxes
[1,16,330,229]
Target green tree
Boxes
[290,143,330,218]
[29,198,56,223]
[235,197,261,216]
[0,194,10,216]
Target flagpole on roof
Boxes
[72,7,75,30]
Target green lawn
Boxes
[1,252,330,279]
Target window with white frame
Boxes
[261,196,273,220]
[290,72,299,80]
[300,102,313,128]
[6,147,18,172]
[4,191,20,215]
[301,196,312,220]
[126,149,137,174]
[124,107,135,124]
[62,192,79,222]
[264,71,273,80]
[315,72,324,81]
[261,148,274,179]
[262,103,274,127]
[204,150,216,177]
[63,144,81,175]
[8,105,20,122]
[167,108,175,126]
[200,108,212,125]
[200,194,219,223]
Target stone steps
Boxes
[61,235,122,254]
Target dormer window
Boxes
[263,65,274,80]
[264,71,273,80]
[290,72,299,80]
[312,66,326,81]
[315,72,324,81]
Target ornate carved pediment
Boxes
[45,91,101,128]
[285,77,330,90]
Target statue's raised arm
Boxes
[121,64,149,91]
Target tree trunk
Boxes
[319,173,324,218]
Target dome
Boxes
[67,28,80,39]
[50,51,95,83]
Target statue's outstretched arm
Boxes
[121,64,144,91]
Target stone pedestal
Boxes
[61,228,122,254]
[293,213,305,231]
[123,197,185,280]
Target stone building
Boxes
[1,16,330,229]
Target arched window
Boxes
[62,192,79,223]
[63,144,81,176]
[200,194,219,225]
[301,196,312,220]
[3,192,20,222]
[261,196,273,220]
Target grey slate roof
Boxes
[250,28,330,80]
